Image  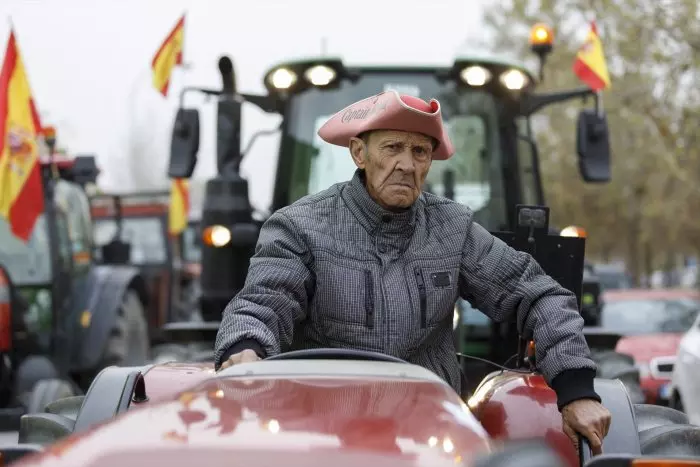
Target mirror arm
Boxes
[241,93,284,114]
[177,86,281,115]
[234,124,282,172]
[178,86,222,108]
[520,87,597,116]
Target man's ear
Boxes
[349,137,367,169]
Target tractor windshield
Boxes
[92,217,168,265]
[281,72,508,230]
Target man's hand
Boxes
[218,349,261,371]
[561,399,612,456]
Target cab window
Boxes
[516,117,539,205]
[55,180,93,273]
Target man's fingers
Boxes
[562,423,579,454]
[579,426,603,455]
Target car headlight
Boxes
[453,306,460,330]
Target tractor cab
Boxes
[165,23,610,380]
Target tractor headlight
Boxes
[268,67,297,90]
[304,65,337,86]
[202,225,232,248]
[500,69,529,90]
[460,66,491,86]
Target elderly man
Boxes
[214,90,611,453]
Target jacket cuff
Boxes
[550,368,601,411]
[215,339,266,370]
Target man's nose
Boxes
[394,150,416,172]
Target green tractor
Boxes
[165,23,611,385]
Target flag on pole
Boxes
[168,178,189,236]
[572,21,611,91]
[0,30,45,242]
[151,14,185,97]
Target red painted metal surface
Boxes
[602,288,700,302]
[467,371,576,467]
[13,366,492,467]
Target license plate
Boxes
[659,383,672,400]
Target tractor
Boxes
[89,191,199,328]
[0,146,152,429]
[163,23,611,387]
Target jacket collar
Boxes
[342,169,418,234]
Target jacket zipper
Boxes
[364,270,375,329]
[415,267,427,328]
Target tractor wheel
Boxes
[100,289,150,367]
[26,379,77,414]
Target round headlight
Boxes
[203,225,232,247]
[499,69,529,90]
[304,65,336,86]
[269,68,297,90]
[460,66,491,86]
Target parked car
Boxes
[669,312,700,422]
[600,289,700,404]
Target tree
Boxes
[482,0,700,284]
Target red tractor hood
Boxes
[615,334,683,362]
[16,362,492,467]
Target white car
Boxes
[669,312,700,424]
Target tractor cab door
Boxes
[53,180,94,364]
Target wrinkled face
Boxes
[349,130,434,210]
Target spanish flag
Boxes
[0,30,45,242]
[572,21,611,91]
[168,178,189,236]
[151,14,185,97]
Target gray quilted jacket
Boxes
[215,170,599,407]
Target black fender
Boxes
[73,364,153,433]
[71,265,148,372]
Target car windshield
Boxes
[601,298,700,334]
[597,271,632,290]
[93,217,167,265]
[282,72,508,231]
[0,216,52,285]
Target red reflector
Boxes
[0,271,12,352]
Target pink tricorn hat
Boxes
[317,90,455,160]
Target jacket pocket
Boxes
[414,267,428,328]
[314,258,373,328]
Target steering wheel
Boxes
[265,348,408,364]
[579,434,593,466]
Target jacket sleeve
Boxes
[458,220,600,410]
[214,210,314,369]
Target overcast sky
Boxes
[1,0,491,210]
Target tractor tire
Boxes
[100,289,150,367]
[26,379,77,414]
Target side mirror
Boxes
[576,108,611,182]
[168,108,200,179]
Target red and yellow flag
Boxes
[0,30,45,242]
[168,178,189,236]
[151,14,185,97]
[572,21,611,91]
